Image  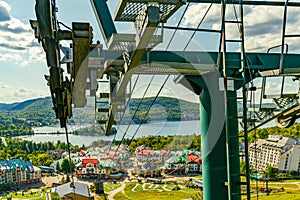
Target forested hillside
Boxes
[0,96,200,137]
[90,134,201,152]
[248,122,300,142]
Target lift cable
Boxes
[106,75,141,154]
[64,125,75,186]
[110,75,156,156]
[126,75,170,149]
[183,3,213,51]
[165,3,191,50]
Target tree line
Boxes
[90,134,201,152]
[0,138,82,167]
[248,122,300,143]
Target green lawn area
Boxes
[104,182,122,192]
[0,191,45,200]
[250,181,300,191]
[243,192,300,200]
[112,182,201,200]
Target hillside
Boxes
[0,96,200,137]
[248,122,300,143]
[126,97,199,123]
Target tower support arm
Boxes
[90,0,117,45]
[104,5,160,135]
[187,0,300,7]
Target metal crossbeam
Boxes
[90,0,117,45]
[95,51,300,74]
[187,0,300,7]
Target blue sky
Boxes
[0,0,199,103]
[0,0,299,103]
[0,0,103,103]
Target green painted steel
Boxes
[187,0,300,7]
[90,0,117,45]
[224,87,242,200]
[95,50,300,74]
[187,73,228,200]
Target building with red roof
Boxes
[81,157,99,177]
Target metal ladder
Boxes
[280,0,300,74]
[219,0,251,199]
[95,79,111,126]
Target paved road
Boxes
[107,181,126,200]
[1,137,7,147]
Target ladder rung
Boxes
[227,59,244,62]
[284,34,300,38]
[237,181,248,186]
[99,93,110,98]
[225,20,242,23]
[226,39,243,43]
[97,107,110,112]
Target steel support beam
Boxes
[185,73,229,200]
[97,51,300,74]
[104,5,160,135]
[187,0,300,7]
[90,0,117,45]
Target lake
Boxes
[20,120,201,146]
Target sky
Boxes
[0,0,300,104]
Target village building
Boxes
[163,151,202,175]
[0,159,41,188]
[52,182,92,200]
[249,134,300,172]
[81,157,99,177]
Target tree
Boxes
[56,161,61,171]
[29,153,53,166]
[61,159,74,173]
[265,165,275,178]
[61,159,71,174]
[50,192,60,200]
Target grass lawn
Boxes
[111,182,201,200]
[242,192,300,200]
[104,182,122,192]
[250,181,300,191]
[0,191,45,200]
[114,192,130,200]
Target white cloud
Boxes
[0,82,7,88]
[0,1,44,66]
[182,3,300,53]
[0,83,49,103]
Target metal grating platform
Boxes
[114,0,186,22]
[107,33,162,51]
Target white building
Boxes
[279,144,300,172]
[249,134,300,172]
